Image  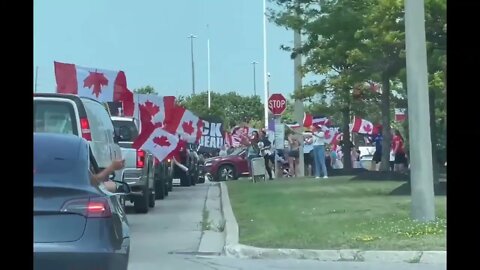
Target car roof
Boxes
[34,133,86,159]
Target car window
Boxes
[34,101,77,135]
[113,120,139,141]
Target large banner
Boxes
[199,116,225,152]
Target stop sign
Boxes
[268,93,287,115]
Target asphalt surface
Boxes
[126,182,446,270]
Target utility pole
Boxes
[405,0,436,222]
[293,4,305,177]
[188,34,197,95]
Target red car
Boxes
[204,148,249,181]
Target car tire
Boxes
[149,188,155,208]
[168,178,173,191]
[217,165,236,181]
[134,184,149,214]
[155,177,165,200]
[180,171,191,187]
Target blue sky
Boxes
[34,0,317,101]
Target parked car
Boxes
[34,133,131,270]
[111,116,172,213]
[34,93,122,170]
[204,147,249,181]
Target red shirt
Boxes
[392,135,405,154]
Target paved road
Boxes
[127,182,446,270]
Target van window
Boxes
[34,101,77,135]
[113,120,139,141]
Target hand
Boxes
[111,159,125,170]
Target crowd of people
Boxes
[205,124,409,180]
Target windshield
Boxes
[228,148,245,156]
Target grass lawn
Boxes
[226,176,446,251]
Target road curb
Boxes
[198,183,226,255]
[219,182,446,263]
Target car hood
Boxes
[205,156,234,163]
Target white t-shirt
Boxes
[312,131,326,146]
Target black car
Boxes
[34,133,131,270]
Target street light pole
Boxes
[207,26,211,109]
[404,0,435,222]
[34,66,39,93]
[263,0,269,130]
[188,34,197,95]
[252,61,258,96]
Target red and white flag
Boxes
[134,94,177,131]
[54,61,134,115]
[395,108,407,122]
[351,116,374,134]
[169,106,203,144]
[287,115,331,129]
[133,126,180,162]
[321,126,341,145]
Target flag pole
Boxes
[207,24,211,109]
[263,0,269,130]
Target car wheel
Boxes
[155,177,165,200]
[149,188,155,208]
[134,184,149,214]
[180,171,191,187]
[168,178,173,191]
[217,165,235,181]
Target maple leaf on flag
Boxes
[142,100,160,117]
[363,124,372,133]
[83,71,109,98]
[182,121,195,135]
[153,136,171,147]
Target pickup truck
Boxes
[111,116,172,213]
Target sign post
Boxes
[268,93,287,178]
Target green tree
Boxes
[178,91,264,130]
[134,85,157,94]
[270,0,374,169]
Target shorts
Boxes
[395,152,407,164]
[304,152,313,165]
[289,150,299,159]
[373,151,382,163]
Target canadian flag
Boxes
[134,94,177,132]
[54,61,134,116]
[321,126,341,144]
[167,106,203,144]
[287,115,331,129]
[351,116,374,134]
[133,126,180,162]
[395,108,407,122]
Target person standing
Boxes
[303,133,314,176]
[287,134,300,177]
[392,129,407,173]
[259,130,274,180]
[246,131,261,178]
[311,126,328,179]
[370,129,383,171]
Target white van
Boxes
[34,93,122,169]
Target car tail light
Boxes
[61,197,112,218]
[137,149,145,168]
[80,117,92,141]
